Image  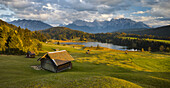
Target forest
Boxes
[0,19,48,55]
[40,27,89,40]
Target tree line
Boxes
[90,33,170,52]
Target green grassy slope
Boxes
[0,43,170,88]
[120,37,170,44]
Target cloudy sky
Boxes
[0,0,170,27]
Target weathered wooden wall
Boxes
[41,58,56,72]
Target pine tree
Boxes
[148,47,151,52]
[80,36,84,41]
[57,41,60,45]
[166,47,170,52]
[37,43,42,50]
[8,35,23,54]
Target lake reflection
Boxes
[58,42,138,51]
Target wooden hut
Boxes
[26,51,35,58]
[37,50,74,72]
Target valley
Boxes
[0,42,169,88]
[0,19,170,88]
[1,0,170,88]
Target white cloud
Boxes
[141,0,170,17]
[0,0,170,27]
[128,15,170,27]
[132,10,149,14]
[148,20,170,27]
[3,1,126,26]
[130,16,161,22]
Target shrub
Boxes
[159,45,165,52]
[141,48,144,52]
[97,44,100,49]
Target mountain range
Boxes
[64,18,151,33]
[2,18,169,38]
[8,18,150,33]
[9,19,52,31]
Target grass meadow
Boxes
[120,37,170,44]
[0,43,170,88]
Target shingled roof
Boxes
[38,50,74,66]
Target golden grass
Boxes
[120,37,170,44]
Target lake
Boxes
[59,42,138,51]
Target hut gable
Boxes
[38,50,74,72]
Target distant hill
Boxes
[123,25,170,37]
[64,18,150,33]
[115,28,147,32]
[40,27,87,40]
[9,19,52,31]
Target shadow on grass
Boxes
[108,71,170,88]
[0,48,25,55]
[151,52,170,55]
[59,61,170,88]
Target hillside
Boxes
[65,18,150,33]
[0,43,169,88]
[124,25,170,37]
[40,27,88,40]
[0,19,47,54]
[9,19,52,31]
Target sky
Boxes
[0,0,170,27]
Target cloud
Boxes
[0,14,16,22]
[0,0,134,25]
[129,16,170,27]
[128,0,170,26]
[129,15,160,22]
[0,0,170,27]
[0,4,6,10]
[0,14,13,18]
[148,20,170,27]
[0,0,33,10]
[156,18,170,21]
[141,0,170,17]
[0,0,141,13]
[132,10,149,14]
